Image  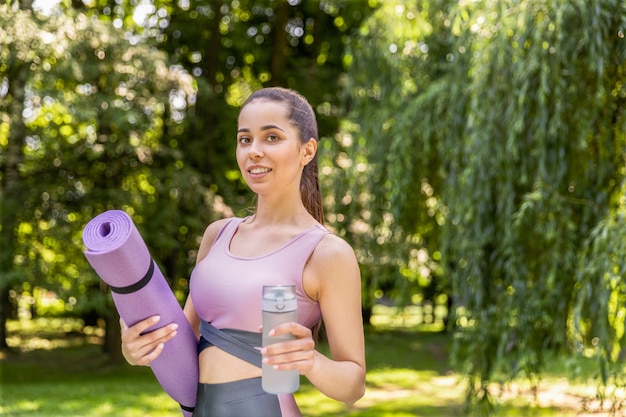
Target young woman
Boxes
[120,87,366,416]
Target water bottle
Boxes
[262,285,299,394]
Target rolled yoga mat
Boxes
[82,210,198,417]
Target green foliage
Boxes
[4,0,626,411]
[0,6,210,319]
[0,0,379,343]
[334,0,457,313]
[344,0,626,411]
[71,0,379,209]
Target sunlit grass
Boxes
[369,304,446,332]
[1,306,624,416]
[6,317,103,351]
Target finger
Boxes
[262,337,315,357]
[126,323,178,345]
[130,342,166,366]
[124,326,178,364]
[130,315,162,335]
[264,346,312,362]
[269,322,310,338]
[269,357,313,371]
[143,342,166,364]
[263,347,315,371]
[146,325,178,346]
[269,337,314,351]
[121,320,178,354]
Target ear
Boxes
[301,138,317,166]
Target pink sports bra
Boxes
[189,217,329,332]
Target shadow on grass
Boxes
[2,320,461,417]
[363,326,451,373]
[1,344,181,417]
[293,326,467,417]
[1,317,616,417]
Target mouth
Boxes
[249,167,272,174]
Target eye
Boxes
[266,134,280,142]
[238,135,251,145]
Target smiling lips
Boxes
[249,167,272,174]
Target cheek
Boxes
[235,149,247,170]
[235,146,245,161]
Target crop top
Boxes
[189,217,329,332]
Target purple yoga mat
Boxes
[82,210,198,417]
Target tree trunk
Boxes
[0,288,12,351]
[361,305,373,327]
[0,48,29,352]
[269,1,290,86]
[19,0,33,10]
[103,308,124,364]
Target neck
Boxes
[250,195,314,227]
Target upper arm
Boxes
[305,235,365,369]
[183,218,230,337]
[195,218,230,265]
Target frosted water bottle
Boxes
[262,285,299,394]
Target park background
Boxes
[1,0,626,415]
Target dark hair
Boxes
[242,87,325,224]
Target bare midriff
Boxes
[198,346,262,383]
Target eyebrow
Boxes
[237,124,286,133]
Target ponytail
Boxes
[301,154,324,224]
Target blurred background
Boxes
[1,1,626,415]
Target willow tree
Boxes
[345,0,626,411]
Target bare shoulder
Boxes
[195,218,232,264]
[306,233,360,292]
[312,233,357,263]
[202,218,231,242]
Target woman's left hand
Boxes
[260,322,318,375]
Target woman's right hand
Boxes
[120,315,179,366]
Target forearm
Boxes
[304,351,366,405]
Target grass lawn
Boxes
[0,306,618,416]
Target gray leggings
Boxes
[192,377,282,417]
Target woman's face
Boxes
[236,99,315,195]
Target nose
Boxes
[249,141,263,159]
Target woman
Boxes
[120,87,366,416]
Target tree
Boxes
[60,0,379,207]
[335,0,454,321]
[0,3,37,350]
[0,5,202,356]
[0,1,380,351]
[345,0,626,411]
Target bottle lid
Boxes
[262,285,297,312]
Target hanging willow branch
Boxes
[346,0,626,413]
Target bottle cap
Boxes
[262,285,297,312]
